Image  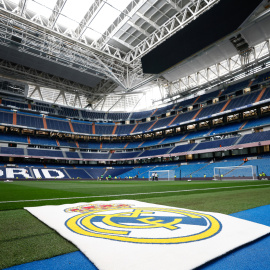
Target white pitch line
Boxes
[1,183,270,204]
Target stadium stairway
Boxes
[118,166,156,179]
[136,150,145,158]
[139,165,159,179]
[190,143,199,151]
[176,163,208,178]
[189,163,211,177]
[63,168,71,178]
[233,136,244,145]
[239,121,248,130]
[166,146,176,154]
[223,161,246,177]
[108,152,113,159]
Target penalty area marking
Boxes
[0,183,270,204]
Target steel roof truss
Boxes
[0,59,100,97]
[16,0,29,16]
[48,0,67,29]
[75,0,104,39]
[29,85,43,101]
[137,12,160,30]
[165,0,182,13]
[127,21,150,37]
[95,0,145,49]
[112,36,135,50]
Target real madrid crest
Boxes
[64,204,222,244]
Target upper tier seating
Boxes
[2,99,28,109]
[170,143,196,154]
[176,97,198,109]
[238,130,270,144]
[95,124,115,135]
[17,163,45,167]
[31,104,55,114]
[17,112,44,129]
[130,110,153,120]
[110,151,140,159]
[193,137,238,151]
[139,148,171,158]
[196,101,225,118]
[27,148,64,158]
[173,110,198,125]
[260,87,270,100]
[102,142,126,149]
[107,112,130,121]
[125,141,144,149]
[132,122,153,133]
[0,133,28,143]
[78,141,100,149]
[210,122,243,135]
[0,127,268,161]
[185,130,210,140]
[252,71,270,85]
[195,89,220,104]
[244,116,270,129]
[80,152,110,159]
[141,138,163,148]
[1,113,270,158]
[152,104,175,117]
[81,111,105,120]
[223,79,250,95]
[0,73,269,142]
[151,115,176,130]
[72,121,93,134]
[30,136,58,146]
[46,117,71,132]
[0,109,13,124]
[1,147,24,155]
[58,107,80,118]
[161,134,186,145]
[65,152,80,159]
[58,140,77,148]
[2,70,270,127]
[225,91,259,110]
[115,124,135,135]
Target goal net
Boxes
[148,170,176,181]
[213,165,257,180]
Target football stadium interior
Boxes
[1,0,270,269]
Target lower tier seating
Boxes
[1,156,269,180]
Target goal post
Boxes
[213,165,257,180]
[148,170,176,181]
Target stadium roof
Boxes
[0,0,269,111]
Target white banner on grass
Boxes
[25,200,270,270]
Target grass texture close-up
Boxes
[0,180,270,269]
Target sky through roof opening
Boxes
[17,0,133,41]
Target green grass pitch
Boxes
[1,180,270,269]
